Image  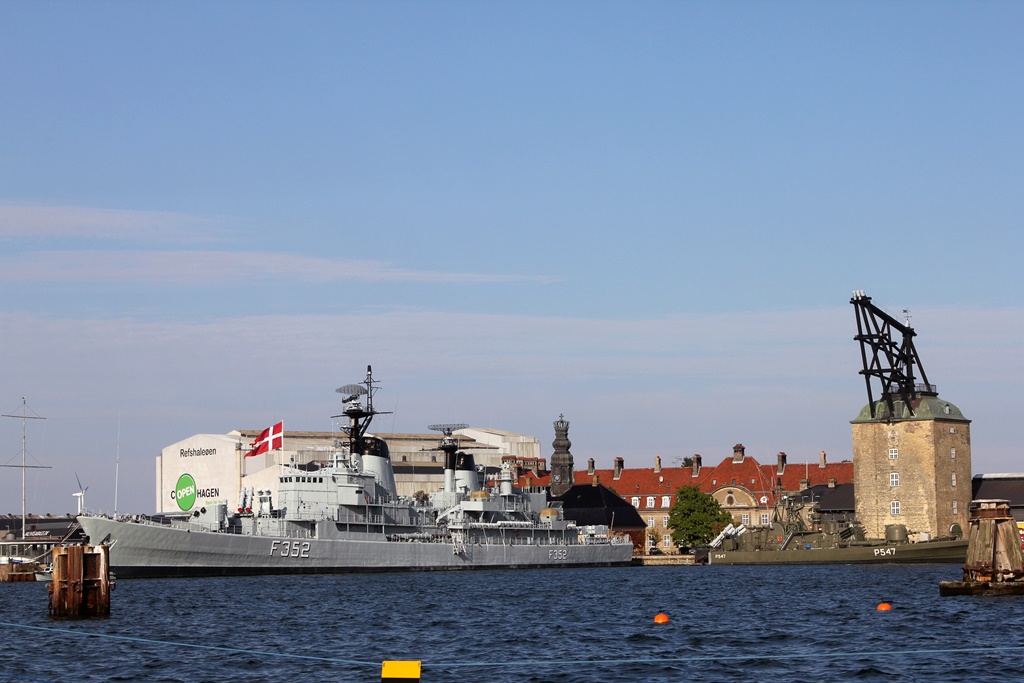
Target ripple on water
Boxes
[2,565,1023,682]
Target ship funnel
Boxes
[361,436,398,498]
[454,451,480,493]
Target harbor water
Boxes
[1,564,1021,682]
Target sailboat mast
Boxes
[1,398,47,540]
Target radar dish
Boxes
[428,423,469,436]
[336,384,368,396]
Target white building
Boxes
[155,428,540,514]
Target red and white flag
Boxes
[245,421,283,457]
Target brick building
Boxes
[851,396,972,540]
[577,445,854,553]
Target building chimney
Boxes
[800,478,810,490]
[819,450,827,469]
[776,452,787,475]
[692,454,702,477]
[654,456,661,473]
[613,457,624,479]
[592,473,600,487]
[733,444,745,463]
[828,478,836,488]
[587,458,595,475]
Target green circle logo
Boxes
[174,473,197,511]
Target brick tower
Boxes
[850,292,972,540]
[549,414,574,497]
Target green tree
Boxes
[667,485,733,550]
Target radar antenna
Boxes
[850,291,936,418]
[428,423,469,437]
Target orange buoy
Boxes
[654,613,670,624]
[877,602,892,611]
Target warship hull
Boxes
[78,515,633,578]
[707,538,967,566]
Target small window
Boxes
[711,479,716,485]
[890,472,900,487]
[951,448,956,459]
[888,448,898,460]
[952,473,957,487]
[761,513,770,525]
[646,496,655,508]
[661,495,670,508]
[952,501,958,514]
[741,514,750,525]
[631,497,640,507]
[944,404,951,415]
[891,500,901,516]
[750,478,755,484]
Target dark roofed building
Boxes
[554,481,647,553]
[972,474,1024,523]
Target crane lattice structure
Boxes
[850,291,937,419]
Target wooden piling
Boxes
[940,500,1024,596]
[47,545,111,617]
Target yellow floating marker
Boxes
[654,612,670,624]
[382,660,422,682]
[877,602,892,611]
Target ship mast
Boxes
[333,365,388,456]
[1,398,49,540]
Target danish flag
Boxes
[246,421,283,457]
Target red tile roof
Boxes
[575,455,853,509]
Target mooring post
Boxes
[48,545,111,617]
[940,499,1024,595]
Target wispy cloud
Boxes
[0,250,557,285]
[0,202,226,242]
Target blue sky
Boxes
[1,1,1021,515]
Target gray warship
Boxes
[78,367,632,578]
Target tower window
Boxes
[944,404,951,415]
[890,501,901,516]
[888,448,898,460]
[950,427,955,434]
[952,473,957,487]
[952,501,958,514]
[951,448,956,459]
[890,472,900,487]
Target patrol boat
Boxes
[703,492,967,565]
[78,367,632,578]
